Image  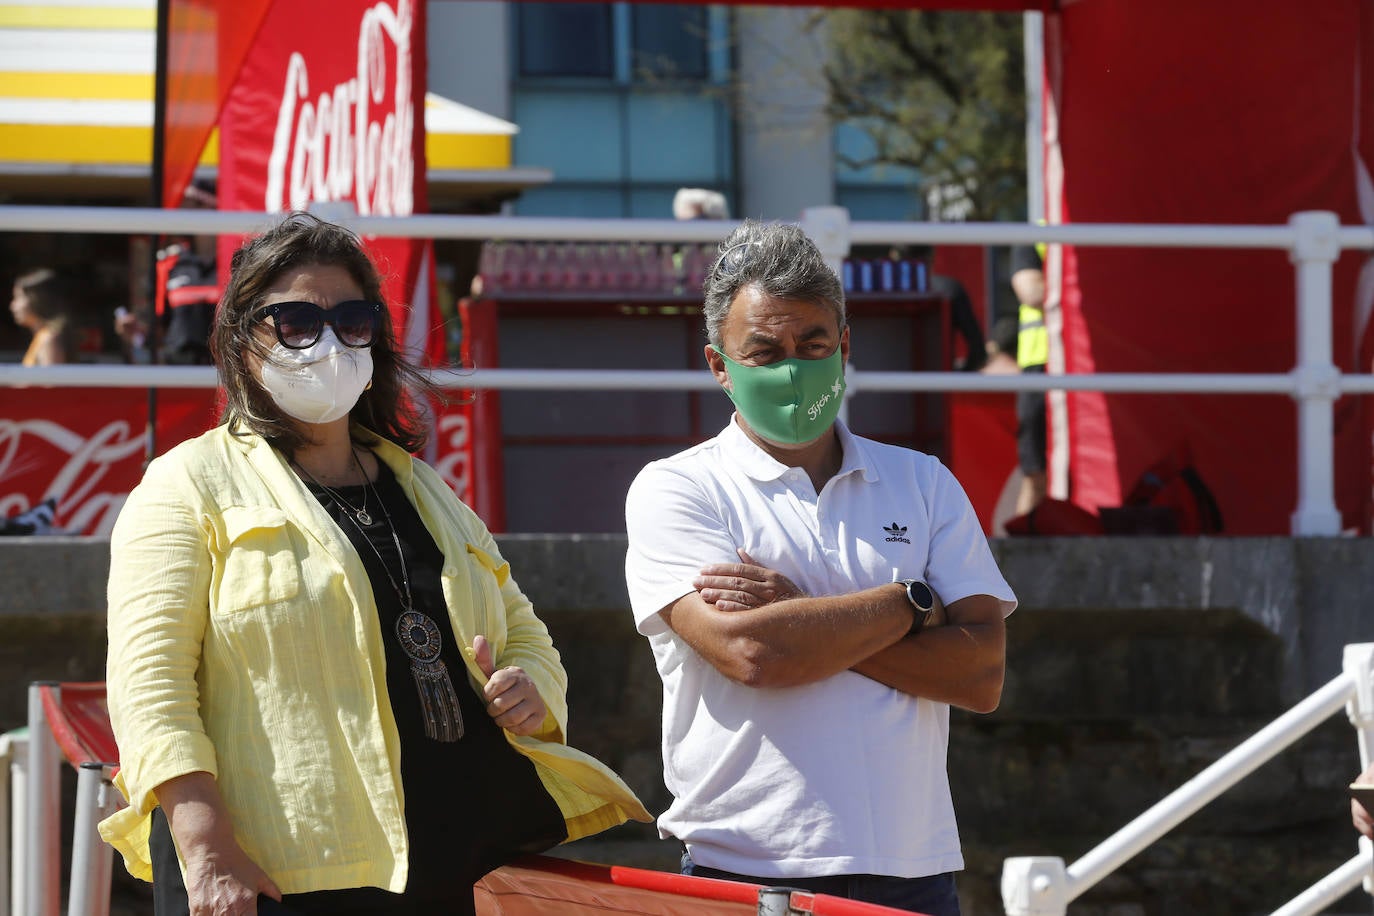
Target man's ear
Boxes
[705,344,731,391]
[839,325,851,367]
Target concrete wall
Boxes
[3,536,1372,914]
[428,0,510,121]
[734,6,836,221]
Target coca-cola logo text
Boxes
[0,419,147,536]
[265,0,414,216]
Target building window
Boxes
[833,121,925,222]
[631,5,709,81]
[516,3,614,78]
[512,3,734,218]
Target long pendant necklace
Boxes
[296,452,464,742]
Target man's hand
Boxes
[113,308,149,344]
[474,634,547,736]
[694,548,807,611]
[1352,762,1374,838]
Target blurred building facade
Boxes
[429,1,924,223]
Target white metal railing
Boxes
[1002,643,1374,916]
[1,205,1372,535]
[0,728,26,916]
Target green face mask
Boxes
[712,346,847,444]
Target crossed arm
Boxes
[659,550,1007,713]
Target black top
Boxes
[1009,243,1044,275]
[303,460,567,900]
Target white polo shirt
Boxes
[624,417,1016,880]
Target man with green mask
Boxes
[624,220,1016,916]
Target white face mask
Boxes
[259,328,374,425]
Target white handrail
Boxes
[0,204,1370,535]
[5,364,1374,395]
[7,205,1374,250]
[1066,672,1355,897]
[1003,646,1374,916]
[1269,843,1371,916]
[0,365,1359,394]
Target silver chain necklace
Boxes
[294,451,372,526]
[296,452,464,742]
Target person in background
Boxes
[981,314,1021,376]
[672,187,731,295]
[115,176,220,365]
[11,267,80,366]
[625,220,1016,916]
[672,187,730,221]
[1009,244,1048,514]
[103,213,649,916]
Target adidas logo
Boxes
[883,522,910,544]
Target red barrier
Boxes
[476,856,926,916]
[38,682,119,771]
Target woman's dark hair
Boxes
[701,220,845,348]
[16,268,78,324]
[211,212,437,455]
[15,268,80,359]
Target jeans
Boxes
[681,848,961,916]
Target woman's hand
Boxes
[473,634,547,736]
[156,772,282,916]
[693,548,807,611]
[181,839,282,916]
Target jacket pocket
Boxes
[217,506,302,611]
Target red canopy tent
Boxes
[1039,0,1374,533]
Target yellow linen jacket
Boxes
[99,425,650,894]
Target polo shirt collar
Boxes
[721,414,878,484]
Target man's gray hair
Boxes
[701,220,846,348]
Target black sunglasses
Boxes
[253,300,382,350]
[712,240,758,280]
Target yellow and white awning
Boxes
[0,0,547,202]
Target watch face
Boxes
[907,580,934,612]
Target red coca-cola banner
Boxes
[1,389,219,536]
[216,0,429,320]
[431,299,505,531]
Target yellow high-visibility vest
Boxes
[1018,303,1048,368]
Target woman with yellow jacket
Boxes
[101,213,650,916]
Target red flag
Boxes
[160,0,273,208]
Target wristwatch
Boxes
[897,579,934,633]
